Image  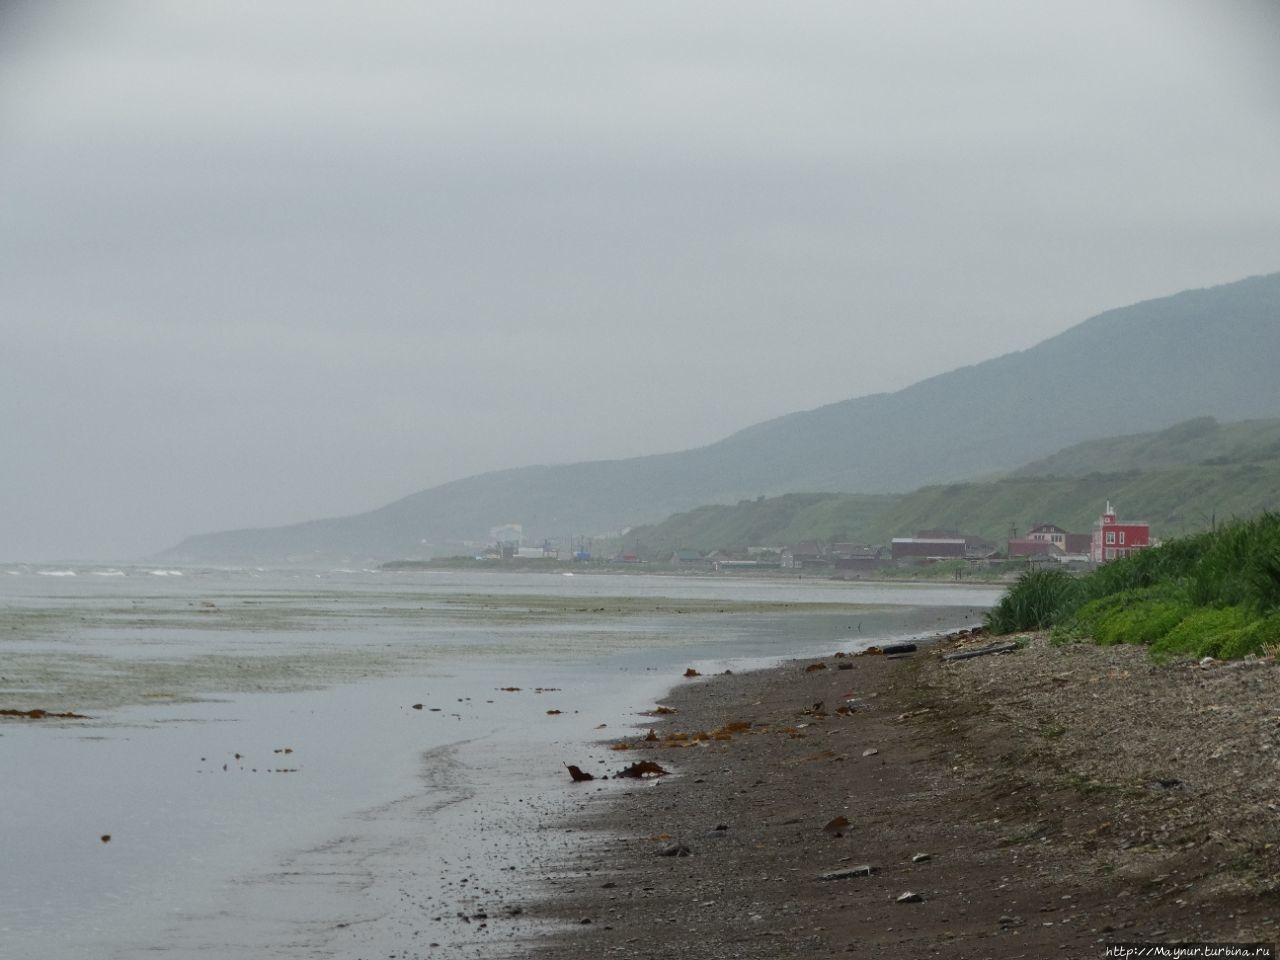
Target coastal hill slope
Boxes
[165,272,1280,563]
[618,416,1280,558]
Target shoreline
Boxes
[380,559,1022,586]
[504,632,1280,958]
[2,570,994,958]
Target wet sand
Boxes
[505,633,1280,959]
[2,569,996,958]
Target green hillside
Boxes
[614,492,900,558]
[622,421,1280,557]
[164,273,1280,564]
[1011,416,1280,478]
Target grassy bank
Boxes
[985,513,1280,658]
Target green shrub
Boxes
[1217,611,1280,659]
[1052,587,1190,647]
[1093,597,1193,647]
[990,515,1280,659]
[1055,592,1134,645]
[1150,606,1252,658]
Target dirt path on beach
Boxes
[505,634,1280,959]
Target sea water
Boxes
[0,566,1000,958]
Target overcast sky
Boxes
[2,1,1279,561]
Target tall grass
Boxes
[984,569,1081,634]
[985,513,1280,658]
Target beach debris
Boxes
[1,708,90,720]
[805,662,827,673]
[100,834,111,843]
[896,891,923,903]
[648,705,678,715]
[833,651,847,658]
[896,708,933,722]
[534,687,560,693]
[659,841,691,857]
[272,747,293,754]
[714,720,753,737]
[546,709,562,715]
[823,815,851,837]
[881,642,918,656]
[912,852,932,863]
[497,687,521,692]
[565,764,595,783]
[811,700,825,714]
[819,865,874,880]
[862,748,880,758]
[941,642,1018,662]
[616,760,668,779]
[645,729,658,741]
[412,703,424,710]
[798,749,837,764]
[594,723,607,729]
[683,668,701,678]
[837,662,854,670]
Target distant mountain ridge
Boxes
[165,272,1280,563]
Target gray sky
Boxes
[2,0,1279,562]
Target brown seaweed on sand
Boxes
[616,760,668,779]
[1,708,90,719]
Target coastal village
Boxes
[477,500,1153,574]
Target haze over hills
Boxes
[619,416,1280,559]
[164,272,1280,564]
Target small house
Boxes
[832,545,885,577]
[1007,537,1062,559]
[781,543,828,569]
[669,549,708,567]
[891,538,966,562]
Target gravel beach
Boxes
[503,632,1280,959]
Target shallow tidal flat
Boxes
[0,584,960,713]
[0,569,994,958]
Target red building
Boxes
[1089,501,1151,563]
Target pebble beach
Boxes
[506,632,1280,959]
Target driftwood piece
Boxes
[941,642,1019,662]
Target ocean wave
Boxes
[37,570,77,577]
[148,570,184,577]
